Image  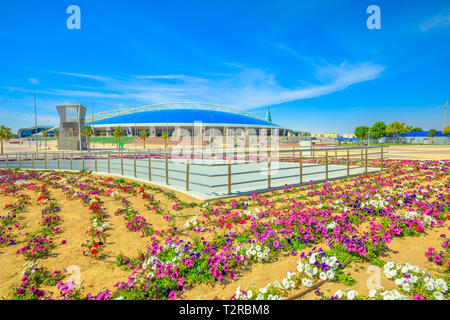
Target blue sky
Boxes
[0,0,449,134]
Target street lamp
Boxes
[34,93,38,153]
[444,101,448,131]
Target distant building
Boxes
[378,131,450,144]
[17,126,55,138]
[325,133,339,138]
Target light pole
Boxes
[34,93,38,153]
[444,101,448,131]
[92,101,95,150]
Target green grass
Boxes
[89,137,136,144]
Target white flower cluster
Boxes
[297,252,339,286]
[183,215,199,230]
[14,179,30,186]
[392,211,437,226]
[368,288,410,300]
[334,289,359,300]
[245,243,270,262]
[142,243,188,271]
[360,194,388,210]
[21,260,39,277]
[243,208,260,219]
[234,286,284,300]
[200,202,209,208]
[328,200,350,212]
[92,217,109,232]
[384,261,448,300]
[326,221,338,230]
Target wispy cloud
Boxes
[48,71,112,82]
[29,78,39,85]
[4,60,385,113]
[420,11,450,31]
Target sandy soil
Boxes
[0,159,448,300]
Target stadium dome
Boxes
[87,103,287,137]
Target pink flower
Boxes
[413,294,425,300]
[168,291,177,300]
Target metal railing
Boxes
[0,146,387,197]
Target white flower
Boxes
[334,290,343,299]
[401,283,411,292]
[302,278,313,288]
[368,289,378,298]
[346,290,358,300]
[326,270,335,280]
[433,291,444,300]
[319,272,328,281]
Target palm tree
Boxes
[81,126,94,149]
[0,125,12,155]
[99,131,106,145]
[161,130,169,149]
[113,126,123,149]
[140,130,148,150]
[42,129,49,148]
[54,128,59,148]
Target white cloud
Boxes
[420,12,450,31]
[29,78,39,85]
[4,61,384,112]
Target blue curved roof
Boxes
[91,108,279,127]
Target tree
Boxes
[161,130,169,149]
[99,131,106,145]
[42,129,49,148]
[81,126,94,149]
[405,125,413,133]
[54,128,59,138]
[140,130,148,150]
[411,127,423,132]
[0,125,12,154]
[442,125,450,135]
[386,122,407,142]
[113,126,123,149]
[427,129,438,137]
[370,121,387,140]
[354,126,369,141]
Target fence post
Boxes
[347,148,350,176]
[82,152,85,170]
[165,154,169,185]
[325,149,329,180]
[95,152,98,172]
[134,153,137,178]
[70,153,73,170]
[57,153,60,170]
[365,148,368,173]
[380,147,383,172]
[5,155,8,169]
[148,154,152,181]
[44,153,47,170]
[32,154,34,169]
[360,148,363,167]
[299,150,303,184]
[186,158,190,191]
[108,153,111,173]
[228,158,231,194]
[121,152,124,176]
[268,157,271,189]
[19,154,21,169]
